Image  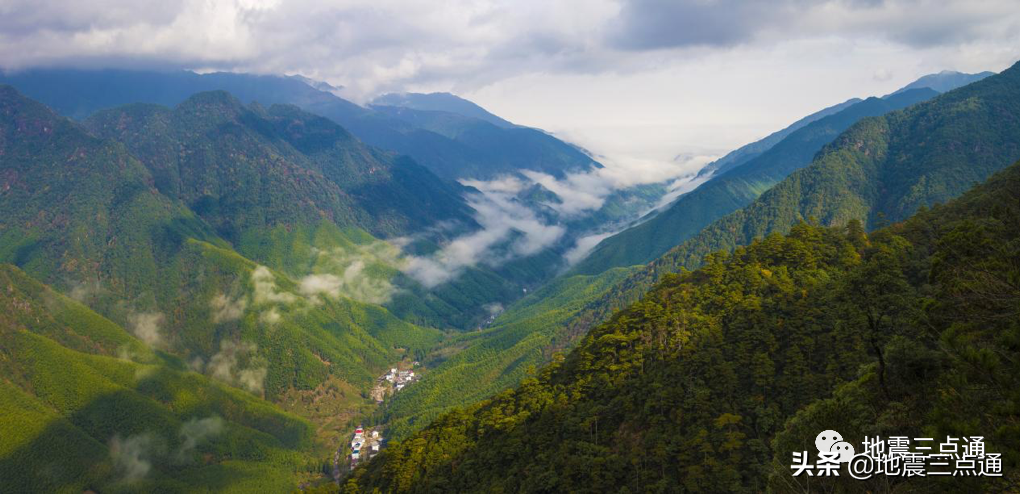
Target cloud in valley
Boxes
[127,311,165,347]
[194,340,269,394]
[210,293,247,323]
[110,433,164,483]
[402,179,566,287]
[251,266,297,305]
[299,242,401,304]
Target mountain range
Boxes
[370,68,1011,440]
[1,60,1018,493]
[0,69,599,181]
[341,67,1020,493]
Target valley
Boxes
[1,6,1019,491]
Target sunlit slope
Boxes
[380,266,636,439]
[0,264,318,493]
[348,160,1020,493]
[529,59,1020,371]
[573,87,940,274]
[0,86,442,401]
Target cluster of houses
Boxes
[349,426,382,465]
[384,367,417,391]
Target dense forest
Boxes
[343,160,1020,492]
[573,86,942,274]
[362,61,1020,445]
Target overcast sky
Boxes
[2,0,1019,169]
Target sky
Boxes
[1,0,1019,167]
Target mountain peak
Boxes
[891,69,995,95]
[370,91,515,128]
[176,89,246,113]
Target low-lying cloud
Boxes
[193,340,268,395]
[128,311,164,347]
[110,433,163,483]
[110,416,225,482]
[399,153,716,285]
[401,179,566,288]
[210,293,247,323]
[299,242,400,304]
[176,416,224,463]
[251,266,297,305]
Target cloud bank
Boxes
[401,178,566,287]
[2,1,1017,100]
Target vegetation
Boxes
[546,59,1020,370]
[1,68,601,181]
[574,87,940,274]
[380,267,635,440]
[346,160,1020,493]
[0,264,321,493]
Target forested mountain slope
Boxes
[82,91,475,241]
[574,87,939,274]
[562,59,1020,350]
[346,160,1020,493]
[0,69,599,181]
[0,264,322,493]
[694,97,860,179]
[0,86,445,465]
[368,67,1018,439]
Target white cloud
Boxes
[299,242,401,304]
[204,340,267,394]
[259,307,281,325]
[563,231,613,266]
[110,433,162,483]
[127,311,164,347]
[251,265,297,305]
[210,293,247,323]
[402,181,566,287]
[175,416,224,463]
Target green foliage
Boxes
[346,161,1020,492]
[554,60,1020,365]
[380,267,635,440]
[575,88,940,275]
[0,264,317,493]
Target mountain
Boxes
[575,70,994,275]
[0,68,599,181]
[0,262,321,492]
[371,92,515,128]
[345,159,1020,492]
[371,62,1020,444]
[695,97,861,179]
[890,69,995,95]
[0,85,455,480]
[343,105,598,180]
[572,87,939,274]
[563,61,1020,344]
[81,90,475,241]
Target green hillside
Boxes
[379,266,636,440]
[0,85,441,393]
[0,69,601,181]
[0,264,322,493]
[574,87,939,275]
[559,59,1020,355]
[346,160,1020,493]
[356,64,1020,444]
[0,84,453,486]
[82,91,475,241]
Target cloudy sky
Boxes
[2,0,1019,166]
